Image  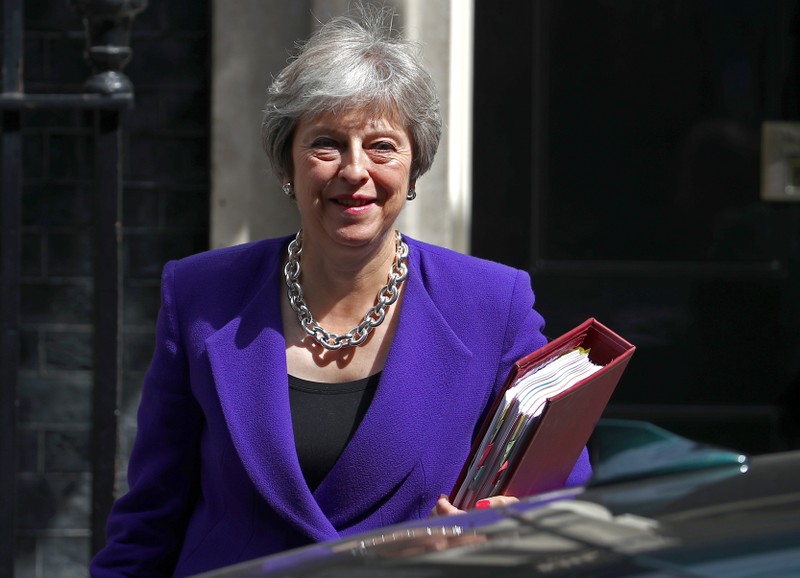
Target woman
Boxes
[91,7,591,577]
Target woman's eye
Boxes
[312,137,337,148]
[372,141,395,152]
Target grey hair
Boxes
[261,5,442,182]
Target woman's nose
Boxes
[338,147,369,183]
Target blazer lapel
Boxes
[205,258,338,543]
[205,239,474,537]
[315,247,474,528]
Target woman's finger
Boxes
[474,495,519,509]
[430,494,466,517]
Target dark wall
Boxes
[471,1,534,270]
[472,0,800,455]
[10,2,210,576]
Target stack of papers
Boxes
[453,347,602,507]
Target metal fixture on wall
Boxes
[0,0,147,574]
[69,0,149,94]
[761,122,800,202]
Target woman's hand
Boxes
[430,494,519,517]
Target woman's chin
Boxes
[325,225,396,251]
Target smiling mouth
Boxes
[336,198,372,207]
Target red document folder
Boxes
[450,318,635,509]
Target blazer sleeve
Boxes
[91,261,203,577]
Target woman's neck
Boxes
[292,230,399,332]
[281,228,406,382]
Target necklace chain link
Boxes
[284,230,409,350]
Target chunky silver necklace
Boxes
[284,230,409,350]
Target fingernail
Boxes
[439,494,448,500]
[475,499,491,509]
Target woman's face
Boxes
[289,108,415,253]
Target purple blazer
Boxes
[90,235,592,577]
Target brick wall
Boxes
[13,2,210,576]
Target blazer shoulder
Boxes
[406,236,526,287]
[403,237,543,363]
[171,236,290,276]
[165,236,291,307]
[405,236,535,326]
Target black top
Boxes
[288,372,381,491]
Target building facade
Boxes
[2,1,800,576]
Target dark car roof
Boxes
[194,449,800,578]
